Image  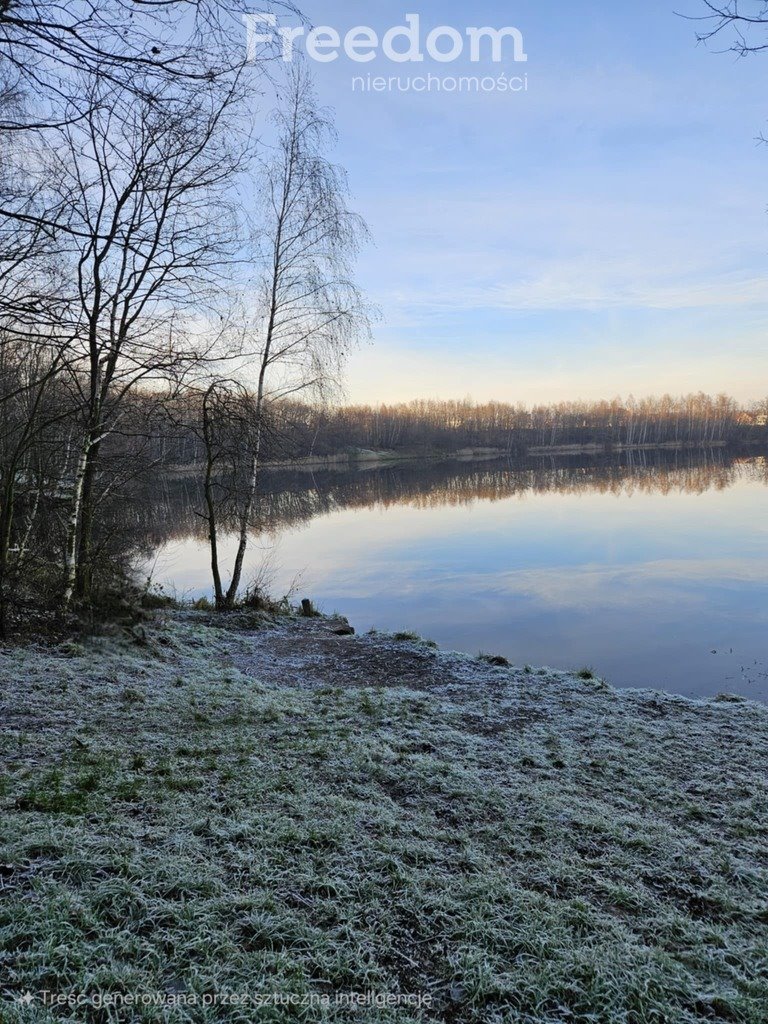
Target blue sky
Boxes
[252,1,768,404]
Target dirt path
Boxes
[226,617,474,692]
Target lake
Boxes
[151,449,768,701]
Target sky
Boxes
[249,0,768,406]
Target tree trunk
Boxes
[62,436,92,609]
[204,449,224,609]
[74,434,102,603]
[224,425,260,609]
[0,470,17,638]
[201,388,225,608]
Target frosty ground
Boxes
[0,612,766,1023]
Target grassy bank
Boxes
[1,613,766,1022]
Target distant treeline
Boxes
[309,394,767,454]
[154,393,768,467]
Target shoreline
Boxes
[259,439,736,470]
[159,438,756,476]
[1,610,766,1020]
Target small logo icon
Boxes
[18,992,34,1006]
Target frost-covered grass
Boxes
[1,616,767,1023]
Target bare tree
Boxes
[0,334,75,633]
[688,2,768,55]
[41,74,249,606]
[0,0,311,620]
[0,82,78,627]
[203,64,373,608]
[0,0,287,130]
[0,0,287,306]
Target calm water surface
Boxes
[152,451,768,701]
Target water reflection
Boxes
[150,448,768,701]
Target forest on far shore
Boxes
[153,391,768,467]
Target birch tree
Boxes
[205,64,373,607]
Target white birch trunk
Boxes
[62,437,91,608]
